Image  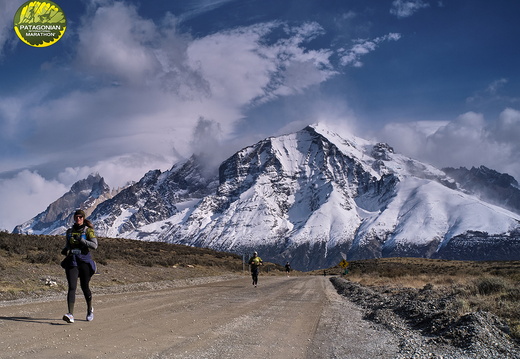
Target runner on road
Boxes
[285,262,291,276]
[60,210,98,323]
[248,251,263,287]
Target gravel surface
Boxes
[1,275,518,358]
[330,276,520,359]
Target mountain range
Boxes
[14,124,520,270]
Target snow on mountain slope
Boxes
[111,124,519,269]
[443,165,520,215]
[12,174,116,235]
[14,124,520,270]
[91,155,219,239]
[351,177,520,259]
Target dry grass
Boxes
[0,232,285,301]
[321,257,520,340]
[3,232,519,339]
[0,232,244,268]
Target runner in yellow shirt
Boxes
[248,251,263,287]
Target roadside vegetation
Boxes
[0,232,283,301]
[0,232,243,268]
[2,232,518,342]
[324,257,520,341]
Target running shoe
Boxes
[86,308,94,321]
[62,313,74,323]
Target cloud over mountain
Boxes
[1,1,520,233]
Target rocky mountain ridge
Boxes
[14,124,520,270]
[443,166,520,214]
[13,174,119,235]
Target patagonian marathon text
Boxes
[19,25,62,31]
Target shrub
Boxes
[473,277,509,296]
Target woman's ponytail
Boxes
[84,219,94,229]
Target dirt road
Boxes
[0,275,400,359]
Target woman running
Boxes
[60,210,98,323]
[248,251,263,287]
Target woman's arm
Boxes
[61,231,70,255]
[81,228,98,250]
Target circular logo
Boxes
[13,1,67,47]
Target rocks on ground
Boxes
[330,277,520,359]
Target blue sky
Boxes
[1,0,519,231]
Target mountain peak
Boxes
[13,173,116,235]
[15,126,520,269]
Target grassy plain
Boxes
[1,232,519,339]
[0,232,260,301]
[324,257,520,340]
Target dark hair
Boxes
[84,219,94,229]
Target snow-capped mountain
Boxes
[15,124,520,270]
[442,166,520,215]
[13,174,118,235]
[92,155,219,238]
[89,124,520,269]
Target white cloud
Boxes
[339,33,401,67]
[1,6,339,173]
[373,120,447,158]
[57,152,174,188]
[75,2,161,85]
[176,0,238,22]
[186,23,277,107]
[188,21,336,107]
[390,0,430,19]
[375,109,520,181]
[0,2,347,230]
[466,78,509,104]
[491,108,520,148]
[0,96,23,139]
[0,152,174,231]
[0,170,68,231]
[487,78,509,95]
[0,0,20,59]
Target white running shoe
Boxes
[86,308,94,321]
[62,313,74,323]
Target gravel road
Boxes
[0,275,518,359]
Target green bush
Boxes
[473,277,509,295]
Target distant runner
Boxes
[248,251,263,287]
[285,262,291,276]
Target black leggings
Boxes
[65,262,92,314]
[251,268,259,285]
